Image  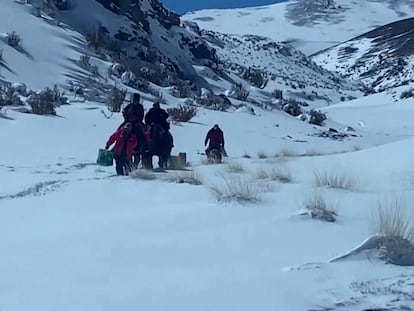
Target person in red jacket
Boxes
[105,122,137,175]
[119,93,146,166]
[204,124,226,157]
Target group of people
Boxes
[105,92,226,175]
[105,93,171,175]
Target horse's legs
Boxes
[142,152,153,169]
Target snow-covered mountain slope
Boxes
[183,0,414,55]
[0,0,219,94]
[313,17,414,92]
[196,27,362,106]
[0,1,87,89]
[54,0,218,84]
[1,0,365,109]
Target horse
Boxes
[142,123,173,169]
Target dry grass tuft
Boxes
[253,167,293,183]
[226,161,245,173]
[370,196,414,242]
[314,169,358,191]
[209,176,264,204]
[303,192,337,222]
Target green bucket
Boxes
[96,148,114,166]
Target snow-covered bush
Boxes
[11,83,27,96]
[229,83,249,101]
[78,54,90,68]
[281,98,302,117]
[135,78,151,92]
[272,88,283,100]
[109,63,125,77]
[121,71,136,86]
[107,85,126,113]
[7,31,21,47]
[400,88,414,99]
[171,80,193,98]
[85,26,106,52]
[27,88,57,115]
[308,109,327,126]
[195,94,231,111]
[242,67,268,88]
[0,85,24,107]
[167,105,197,123]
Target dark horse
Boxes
[142,123,173,169]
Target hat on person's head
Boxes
[153,102,160,108]
[213,124,219,129]
[132,93,140,104]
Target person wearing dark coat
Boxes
[106,122,137,175]
[144,102,170,132]
[204,124,225,156]
[119,93,146,166]
[122,93,144,124]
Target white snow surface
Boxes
[1,1,414,311]
[183,0,414,55]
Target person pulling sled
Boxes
[204,124,227,163]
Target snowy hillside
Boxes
[0,0,365,110]
[0,1,87,90]
[196,27,362,106]
[183,0,414,55]
[313,17,414,92]
[1,1,414,311]
[53,0,219,85]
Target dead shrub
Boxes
[308,109,327,126]
[107,86,126,112]
[27,88,57,115]
[7,31,21,47]
[400,88,414,99]
[167,105,197,123]
[230,83,249,101]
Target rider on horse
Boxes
[119,93,146,166]
[142,102,174,169]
